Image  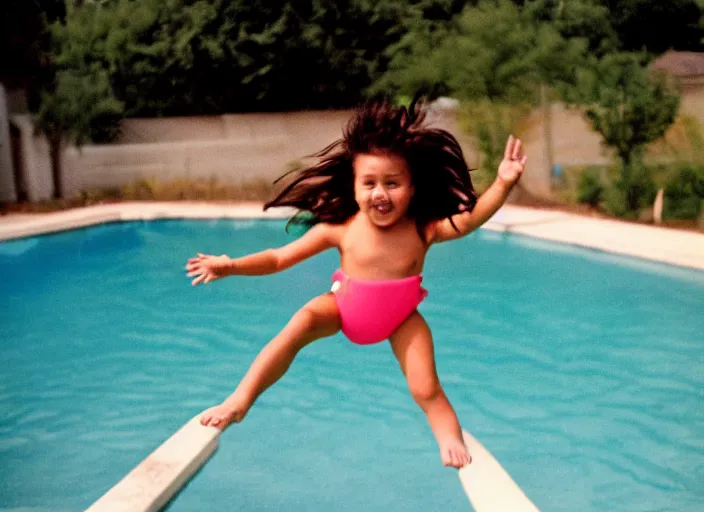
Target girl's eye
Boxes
[364,181,375,188]
[387,182,398,188]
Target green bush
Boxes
[663,164,704,220]
[577,167,603,207]
[602,164,656,218]
[602,185,629,218]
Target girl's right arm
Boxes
[186,222,340,286]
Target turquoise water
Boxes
[0,220,702,511]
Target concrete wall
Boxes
[11,115,53,202]
[12,91,704,202]
[60,111,355,198]
[0,85,16,202]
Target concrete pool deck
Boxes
[2,201,702,512]
[1,201,702,271]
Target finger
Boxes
[504,135,515,160]
[520,155,528,167]
[512,138,522,161]
[186,270,201,277]
[204,275,213,284]
[192,274,206,286]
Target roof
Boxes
[651,51,704,78]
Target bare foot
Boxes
[439,434,472,468]
[200,403,245,430]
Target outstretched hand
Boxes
[497,135,527,187]
[186,253,230,286]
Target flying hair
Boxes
[264,96,477,238]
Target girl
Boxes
[186,98,526,469]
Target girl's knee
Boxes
[292,308,318,332]
[409,376,443,404]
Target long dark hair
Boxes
[264,96,477,237]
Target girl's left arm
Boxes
[430,135,527,243]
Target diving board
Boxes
[86,415,220,512]
[459,430,540,511]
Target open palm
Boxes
[185,253,230,286]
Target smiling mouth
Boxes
[372,202,392,214]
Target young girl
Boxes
[186,98,526,469]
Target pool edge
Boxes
[2,202,701,271]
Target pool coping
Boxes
[2,202,701,512]
[1,201,702,271]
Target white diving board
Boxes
[459,430,540,511]
[86,415,220,512]
[86,420,537,511]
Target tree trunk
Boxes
[49,132,63,199]
[619,151,638,212]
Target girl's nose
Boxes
[371,185,387,200]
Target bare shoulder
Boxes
[309,221,345,248]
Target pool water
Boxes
[0,220,702,511]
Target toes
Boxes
[452,450,461,468]
[442,451,453,467]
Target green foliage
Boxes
[376,0,587,104]
[663,164,704,220]
[374,0,586,176]
[459,101,530,178]
[35,64,124,146]
[45,0,412,115]
[577,167,604,207]
[576,52,680,214]
[601,164,657,217]
[526,0,619,57]
[580,53,680,169]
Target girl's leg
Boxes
[389,311,471,468]
[201,293,340,429]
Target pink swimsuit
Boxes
[331,269,428,345]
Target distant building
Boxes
[651,51,704,124]
[651,51,704,90]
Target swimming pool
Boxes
[1,219,702,511]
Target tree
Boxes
[526,0,619,57]
[35,65,123,198]
[374,0,587,173]
[578,53,680,212]
[45,0,414,115]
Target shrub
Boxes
[602,164,656,218]
[663,164,704,220]
[577,167,603,207]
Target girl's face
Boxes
[353,153,414,228]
